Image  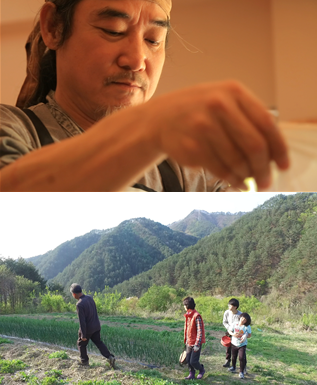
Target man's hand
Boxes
[81,337,87,341]
[0,80,289,192]
[151,80,290,190]
[193,345,200,352]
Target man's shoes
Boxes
[78,361,89,366]
[107,354,116,368]
[228,366,236,373]
[243,366,247,375]
[185,371,195,380]
[239,372,244,379]
[223,360,231,367]
[197,364,205,380]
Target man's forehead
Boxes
[145,0,172,17]
[87,0,172,18]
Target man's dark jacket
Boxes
[76,294,101,338]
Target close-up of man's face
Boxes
[53,0,169,120]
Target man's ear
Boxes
[40,2,62,50]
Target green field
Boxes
[0,314,317,385]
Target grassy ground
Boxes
[0,314,316,385]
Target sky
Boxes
[0,192,296,260]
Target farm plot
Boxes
[1,315,317,385]
[0,316,183,367]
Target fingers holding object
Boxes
[205,92,272,189]
[233,82,290,170]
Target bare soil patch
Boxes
[0,338,172,385]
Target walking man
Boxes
[70,283,115,367]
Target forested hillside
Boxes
[27,229,108,280]
[51,218,198,292]
[168,210,245,238]
[113,193,317,303]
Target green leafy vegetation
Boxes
[0,358,26,373]
[0,261,42,313]
[0,337,13,345]
[48,351,69,359]
[0,317,182,366]
[16,371,39,384]
[41,375,67,385]
[0,318,317,384]
[16,370,67,385]
[78,381,121,385]
[40,292,74,313]
[138,285,186,312]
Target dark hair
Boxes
[27,0,83,106]
[240,312,251,326]
[70,283,82,294]
[183,297,195,310]
[228,298,239,309]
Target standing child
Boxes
[183,297,206,380]
[227,312,251,379]
[222,298,242,368]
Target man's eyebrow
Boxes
[152,19,170,29]
[93,7,131,20]
[92,7,170,29]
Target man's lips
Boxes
[112,81,142,88]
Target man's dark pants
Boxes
[186,345,203,372]
[77,330,111,363]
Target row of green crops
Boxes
[0,317,183,367]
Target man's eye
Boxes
[146,39,160,46]
[102,29,123,36]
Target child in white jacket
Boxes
[227,312,252,379]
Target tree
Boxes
[2,257,46,290]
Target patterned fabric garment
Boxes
[195,316,203,346]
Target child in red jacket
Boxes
[183,297,206,380]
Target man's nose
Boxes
[117,35,147,72]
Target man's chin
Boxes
[94,103,130,120]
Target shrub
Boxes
[48,351,68,359]
[40,293,67,313]
[138,285,184,312]
[302,313,317,329]
[117,297,139,315]
[93,287,122,315]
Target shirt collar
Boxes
[46,90,85,136]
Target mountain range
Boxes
[27,193,317,305]
[169,209,245,238]
[28,211,242,292]
[112,193,317,304]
